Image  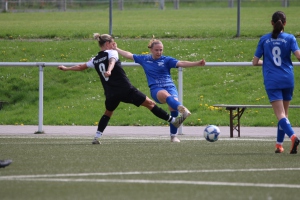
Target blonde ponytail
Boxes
[93,33,101,41]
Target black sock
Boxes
[97,115,110,132]
[150,105,171,122]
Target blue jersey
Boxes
[254,32,299,89]
[133,54,178,89]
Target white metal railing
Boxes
[1,61,300,134]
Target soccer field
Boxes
[1,5,300,199]
[1,133,299,200]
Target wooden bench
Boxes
[213,104,300,138]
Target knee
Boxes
[143,97,156,109]
[104,110,113,117]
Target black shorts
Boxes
[105,87,146,111]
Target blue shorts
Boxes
[266,88,294,102]
[150,85,178,104]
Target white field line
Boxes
[1,168,300,180]
[5,178,300,188]
[2,168,300,188]
[0,135,276,141]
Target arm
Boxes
[104,57,116,77]
[294,50,300,61]
[116,47,134,60]
[112,42,134,60]
[252,56,263,66]
[57,63,88,71]
[176,59,206,68]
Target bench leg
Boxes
[227,108,235,138]
[228,107,246,137]
[229,108,234,138]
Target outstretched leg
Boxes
[141,97,186,128]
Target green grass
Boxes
[1,7,300,39]
[1,136,300,199]
[0,7,300,126]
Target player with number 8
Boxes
[252,11,300,154]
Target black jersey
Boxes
[87,50,133,96]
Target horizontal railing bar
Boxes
[1,62,300,67]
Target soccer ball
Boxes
[203,125,220,142]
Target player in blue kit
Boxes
[253,11,300,154]
[58,33,186,144]
[114,38,205,142]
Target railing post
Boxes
[282,0,289,7]
[109,0,113,35]
[228,0,234,8]
[173,0,179,9]
[178,67,183,135]
[236,0,241,37]
[118,0,123,10]
[5,0,8,12]
[35,63,45,134]
[159,0,164,10]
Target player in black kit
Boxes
[58,33,186,144]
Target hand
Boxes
[199,59,206,66]
[57,65,67,71]
[104,71,111,77]
[112,42,117,50]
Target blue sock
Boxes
[278,117,294,138]
[277,123,285,143]
[170,111,178,136]
[166,96,181,111]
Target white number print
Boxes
[272,46,282,66]
[98,63,109,81]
